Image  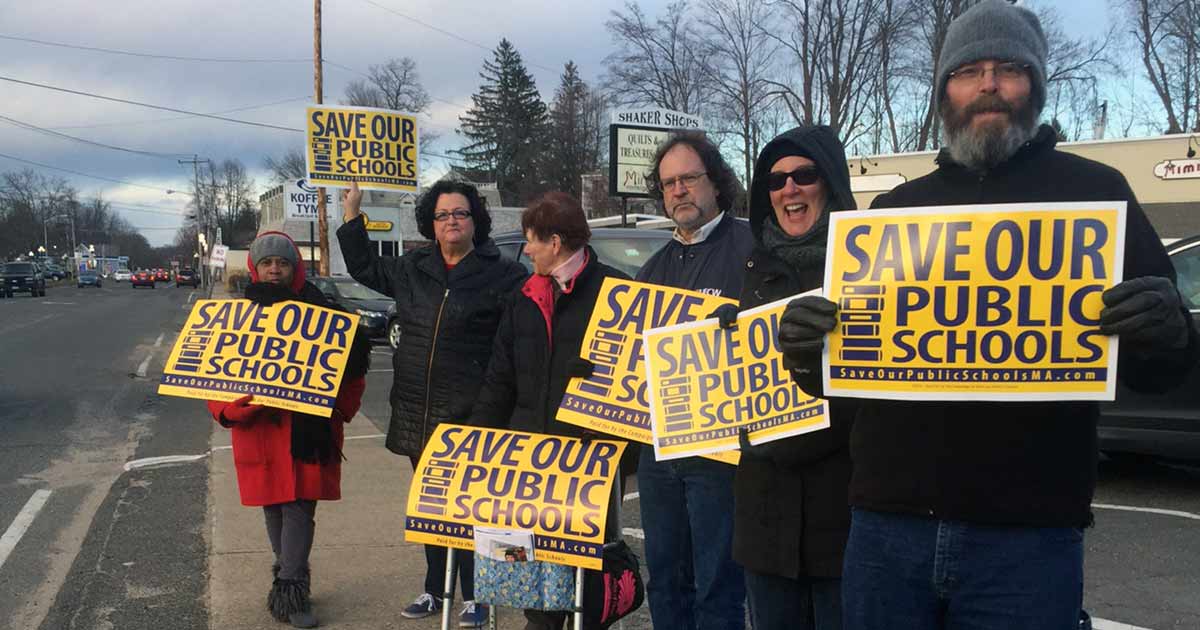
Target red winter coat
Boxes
[207,233,368,506]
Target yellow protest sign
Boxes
[158,299,361,417]
[404,425,626,570]
[823,202,1126,401]
[643,291,830,461]
[305,105,419,192]
[556,279,735,457]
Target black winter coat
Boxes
[337,216,527,457]
[470,248,630,437]
[795,125,1200,528]
[733,125,857,580]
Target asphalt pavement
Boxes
[0,279,1198,630]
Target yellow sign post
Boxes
[556,279,735,458]
[158,299,360,416]
[404,425,626,570]
[305,105,419,192]
[823,202,1126,401]
[643,291,830,460]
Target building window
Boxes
[381,241,399,257]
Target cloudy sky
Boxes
[1,0,1109,246]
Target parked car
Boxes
[131,269,156,289]
[42,263,66,281]
[114,269,132,282]
[1099,235,1200,461]
[492,226,673,279]
[77,270,102,288]
[1,261,47,298]
[175,268,199,288]
[309,276,392,342]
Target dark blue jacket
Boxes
[634,212,754,298]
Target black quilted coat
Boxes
[337,216,527,457]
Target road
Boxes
[0,281,1198,629]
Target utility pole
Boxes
[314,0,330,277]
[179,155,211,288]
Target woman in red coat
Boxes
[207,232,369,628]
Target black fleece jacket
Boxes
[793,125,1200,528]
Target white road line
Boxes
[623,491,640,501]
[187,291,195,303]
[1092,617,1154,630]
[42,301,76,305]
[1092,503,1200,521]
[0,490,52,571]
[369,368,394,373]
[126,434,386,471]
[154,333,164,348]
[621,527,644,540]
[136,353,153,378]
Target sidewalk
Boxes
[205,280,528,629]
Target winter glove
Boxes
[1099,276,1191,351]
[779,296,838,359]
[220,394,266,425]
[738,427,753,451]
[709,303,739,329]
[566,357,595,379]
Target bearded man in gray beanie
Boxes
[776,1,1199,628]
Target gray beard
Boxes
[941,103,1039,170]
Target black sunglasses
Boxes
[766,167,820,191]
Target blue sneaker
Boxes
[459,600,488,627]
[401,592,442,619]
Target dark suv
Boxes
[1,262,47,298]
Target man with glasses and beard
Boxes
[633,131,755,630]
[777,1,1199,629]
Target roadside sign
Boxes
[210,245,228,269]
[609,108,703,198]
[285,178,339,222]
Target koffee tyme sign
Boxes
[285,178,341,222]
[822,202,1126,402]
[609,108,703,198]
[404,425,626,570]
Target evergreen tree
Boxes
[544,62,605,198]
[456,39,549,205]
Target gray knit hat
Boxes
[936,0,1048,113]
[250,233,298,267]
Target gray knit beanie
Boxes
[936,0,1048,113]
[250,233,298,267]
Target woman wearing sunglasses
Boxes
[337,180,527,627]
[728,126,857,630]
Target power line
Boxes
[322,59,469,111]
[0,113,193,160]
[356,0,559,74]
[0,34,310,63]
[48,96,310,131]
[0,151,191,196]
[0,75,304,133]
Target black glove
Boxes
[1100,276,1190,351]
[566,357,595,379]
[738,427,752,451]
[709,303,739,329]
[779,296,838,359]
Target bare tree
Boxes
[1121,0,1200,133]
[602,2,710,113]
[766,0,886,147]
[263,148,307,185]
[343,57,442,152]
[696,0,778,185]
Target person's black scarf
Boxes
[244,281,371,464]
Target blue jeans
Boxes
[842,508,1084,630]
[637,449,745,630]
[745,570,841,630]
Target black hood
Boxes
[749,125,857,240]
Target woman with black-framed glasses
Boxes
[336,180,527,628]
[723,125,858,630]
